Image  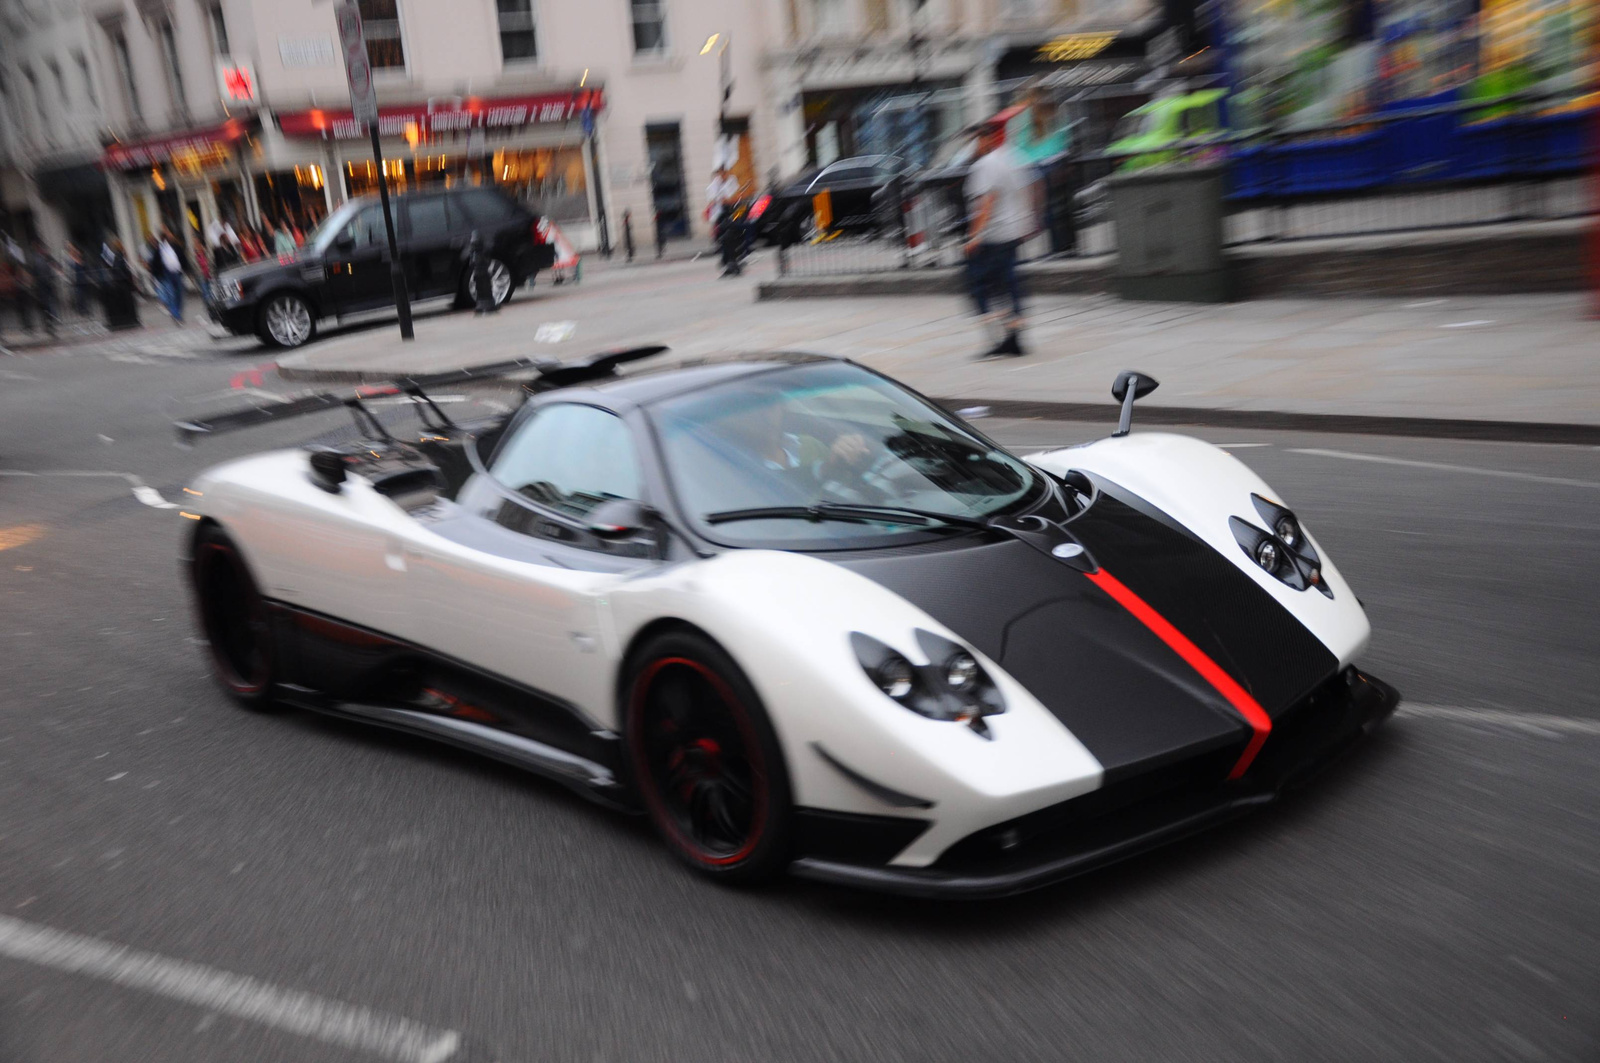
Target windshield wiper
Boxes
[705,502,989,529]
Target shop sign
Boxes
[100,118,249,171]
[275,90,606,141]
[1038,59,1144,88]
[217,60,257,106]
[1038,32,1118,63]
[279,34,336,68]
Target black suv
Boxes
[208,187,558,349]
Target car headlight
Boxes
[218,278,244,304]
[1229,494,1332,598]
[850,631,1005,737]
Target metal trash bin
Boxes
[1108,163,1233,302]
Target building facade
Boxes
[759,0,1163,175]
[0,0,784,265]
[0,0,1172,267]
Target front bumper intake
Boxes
[790,667,1400,899]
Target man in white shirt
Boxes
[964,116,1041,358]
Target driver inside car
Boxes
[723,399,880,501]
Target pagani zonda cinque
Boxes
[179,348,1398,898]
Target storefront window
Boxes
[360,0,407,69]
[254,168,329,235]
[341,146,590,223]
[495,146,588,222]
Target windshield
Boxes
[307,200,364,253]
[651,362,1039,546]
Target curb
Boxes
[939,398,1600,446]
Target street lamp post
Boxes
[702,33,733,152]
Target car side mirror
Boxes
[1110,370,1159,437]
[308,448,348,493]
[332,233,355,254]
[587,498,655,539]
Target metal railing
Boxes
[776,90,1597,278]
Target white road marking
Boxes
[1213,442,1272,449]
[1400,703,1600,738]
[0,915,462,1063]
[1441,320,1494,328]
[1404,298,1447,308]
[0,469,182,509]
[1288,449,1600,490]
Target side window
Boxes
[403,196,453,243]
[490,405,642,528]
[457,190,517,226]
[340,206,384,247]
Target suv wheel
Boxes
[258,293,316,349]
[461,257,512,309]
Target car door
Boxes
[400,194,461,301]
[817,161,877,226]
[402,403,656,734]
[322,204,395,314]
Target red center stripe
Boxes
[1084,568,1272,780]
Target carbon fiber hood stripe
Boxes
[832,489,1338,780]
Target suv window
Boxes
[404,196,453,243]
[457,189,518,225]
[342,205,385,247]
[490,404,641,524]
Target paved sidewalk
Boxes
[272,257,1600,434]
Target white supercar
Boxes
[179,348,1397,897]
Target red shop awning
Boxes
[101,117,251,170]
[275,88,604,141]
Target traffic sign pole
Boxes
[334,0,413,341]
[372,124,414,340]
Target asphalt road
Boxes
[1,336,1596,1062]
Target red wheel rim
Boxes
[628,657,769,867]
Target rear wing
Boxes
[175,344,668,446]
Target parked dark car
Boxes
[755,155,912,245]
[208,187,558,349]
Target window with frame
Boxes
[630,0,666,55]
[75,53,97,108]
[358,0,406,69]
[490,404,642,524]
[106,26,141,120]
[208,2,231,56]
[157,19,187,114]
[402,196,452,243]
[497,0,537,61]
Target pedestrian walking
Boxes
[653,209,665,260]
[0,258,20,335]
[66,243,93,318]
[147,228,185,324]
[622,209,635,263]
[706,168,742,277]
[268,219,296,257]
[964,116,1041,358]
[99,238,141,331]
[29,240,60,337]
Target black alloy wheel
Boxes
[192,525,277,710]
[625,631,791,884]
